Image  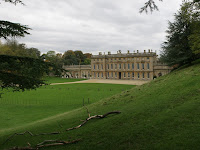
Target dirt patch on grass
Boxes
[51,79,149,85]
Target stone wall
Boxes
[63,65,91,79]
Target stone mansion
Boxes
[63,50,172,80]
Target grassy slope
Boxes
[1,63,200,150]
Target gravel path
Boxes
[51,79,150,85]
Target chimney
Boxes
[108,51,111,55]
[144,50,146,53]
[99,52,102,55]
[137,50,139,53]
[148,49,150,53]
[127,50,130,54]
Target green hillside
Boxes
[1,63,200,150]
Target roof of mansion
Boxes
[91,50,157,59]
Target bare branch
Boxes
[84,106,91,117]
[3,131,34,145]
[7,139,81,150]
[140,0,163,13]
[4,110,120,149]
[35,132,60,136]
[66,111,121,131]
[0,0,24,5]
[3,131,60,145]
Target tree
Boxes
[83,53,92,65]
[0,20,30,39]
[189,22,200,55]
[0,55,49,91]
[0,0,49,91]
[188,2,200,55]
[140,0,163,13]
[0,40,49,91]
[63,50,78,65]
[62,50,91,65]
[27,47,41,58]
[0,0,24,5]
[74,50,85,64]
[83,58,91,65]
[160,1,200,66]
[0,0,30,39]
[84,53,92,59]
[43,51,66,76]
[140,0,200,13]
[0,40,40,58]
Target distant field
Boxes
[43,77,86,84]
[0,82,134,133]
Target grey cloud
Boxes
[0,0,183,55]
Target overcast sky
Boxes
[0,0,183,55]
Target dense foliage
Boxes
[42,51,66,76]
[62,50,91,65]
[0,21,30,39]
[0,41,50,91]
[0,40,40,58]
[0,55,49,91]
[0,40,50,91]
[42,50,91,76]
[161,1,200,66]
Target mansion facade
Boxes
[63,50,172,80]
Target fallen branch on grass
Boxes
[8,147,35,150]
[35,132,60,136]
[66,111,121,131]
[37,139,80,147]
[4,110,121,149]
[7,139,81,150]
[3,131,34,145]
[84,106,91,117]
[3,131,61,145]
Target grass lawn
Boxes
[0,63,200,150]
[0,83,134,136]
[43,77,86,84]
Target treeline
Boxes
[43,50,91,66]
[42,50,91,76]
[0,40,40,59]
[161,1,200,67]
[0,40,48,91]
[0,40,91,76]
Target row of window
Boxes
[93,72,150,79]
[93,57,150,62]
[93,63,150,70]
